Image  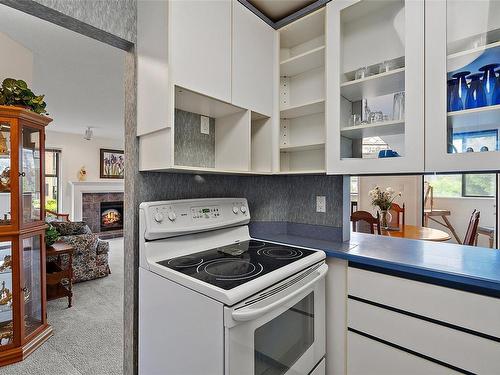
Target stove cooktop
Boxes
[157,240,317,290]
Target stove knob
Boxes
[240,206,247,214]
[168,212,177,221]
[232,206,239,214]
[153,213,164,223]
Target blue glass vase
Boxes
[493,69,500,105]
[448,78,462,111]
[451,71,470,109]
[479,63,500,105]
[465,73,487,109]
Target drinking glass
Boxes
[378,61,393,74]
[451,71,470,109]
[355,67,368,80]
[479,63,499,105]
[447,79,461,111]
[492,68,500,105]
[465,73,487,109]
[348,114,361,127]
[392,92,405,121]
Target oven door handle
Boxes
[231,264,328,322]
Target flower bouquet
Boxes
[368,186,401,229]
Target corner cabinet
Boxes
[425,0,500,172]
[326,0,424,174]
[0,106,52,366]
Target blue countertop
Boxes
[252,231,500,296]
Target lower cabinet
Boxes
[347,331,457,375]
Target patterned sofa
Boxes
[48,221,111,283]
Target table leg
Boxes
[68,253,73,308]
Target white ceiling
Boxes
[0,5,125,140]
[249,0,317,21]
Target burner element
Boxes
[167,256,203,268]
[247,240,266,249]
[258,247,303,260]
[199,259,263,280]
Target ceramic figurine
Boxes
[78,166,87,181]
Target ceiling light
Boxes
[84,127,93,141]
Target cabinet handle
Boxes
[19,172,25,177]
[21,286,28,292]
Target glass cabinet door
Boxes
[0,240,13,349]
[21,126,42,225]
[0,122,12,228]
[426,0,500,172]
[327,0,424,174]
[22,234,43,338]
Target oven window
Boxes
[254,293,314,375]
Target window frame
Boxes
[462,174,496,198]
[45,149,61,212]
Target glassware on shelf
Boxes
[378,60,394,74]
[451,71,470,110]
[479,63,499,105]
[448,78,462,111]
[481,146,489,152]
[465,73,487,109]
[355,67,368,80]
[348,114,362,127]
[392,92,405,121]
[492,68,500,105]
[368,111,384,124]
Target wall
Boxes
[0,32,33,84]
[45,130,124,215]
[358,175,423,225]
[428,197,497,248]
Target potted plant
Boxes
[0,78,47,115]
[45,224,60,247]
[369,186,401,229]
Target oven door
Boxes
[224,263,327,375]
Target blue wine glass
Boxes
[465,73,487,109]
[478,63,499,105]
[451,71,470,109]
[493,68,500,105]
[448,78,463,111]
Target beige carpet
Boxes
[3,238,124,375]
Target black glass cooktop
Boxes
[157,240,316,290]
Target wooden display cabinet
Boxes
[0,106,52,366]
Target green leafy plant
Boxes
[45,224,60,246]
[0,78,47,115]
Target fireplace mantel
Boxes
[69,180,124,221]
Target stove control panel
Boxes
[140,198,250,240]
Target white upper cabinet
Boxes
[425,0,500,172]
[326,0,424,174]
[232,1,276,117]
[170,0,232,104]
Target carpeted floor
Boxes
[4,238,124,375]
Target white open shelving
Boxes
[340,67,405,102]
[279,8,326,173]
[447,104,500,130]
[340,120,405,139]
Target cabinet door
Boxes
[425,0,500,172]
[0,239,15,350]
[0,120,18,231]
[170,0,231,103]
[326,0,424,174]
[20,125,43,227]
[232,1,276,117]
[21,232,44,340]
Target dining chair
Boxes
[389,203,405,228]
[351,211,381,235]
[463,210,480,246]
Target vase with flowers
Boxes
[368,186,401,229]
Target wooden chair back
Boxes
[46,210,70,222]
[424,182,434,210]
[463,210,480,246]
[389,202,405,228]
[351,211,381,235]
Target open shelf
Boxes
[175,86,244,119]
[280,99,325,119]
[275,170,326,175]
[280,46,325,77]
[280,142,325,152]
[447,39,500,61]
[280,8,325,48]
[447,104,500,129]
[340,67,405,102]
[340,120,405,139]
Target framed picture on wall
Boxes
[100,149,124,179]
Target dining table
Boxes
[381,224,451,242]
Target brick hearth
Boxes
[82,192,124,236]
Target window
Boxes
[425,173,496,198]
[45,149,61,212]
[452,130,499,153]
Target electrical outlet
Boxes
[316,196,326,213]
[201,116,210,135]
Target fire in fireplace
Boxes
[100,201,124,232]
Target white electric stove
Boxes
[139,198,327,375]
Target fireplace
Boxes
[100,201,124,232]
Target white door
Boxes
[232,1,276,117]
[169,0,232,103]
[326,0,424,174]
[425,0,500,172]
